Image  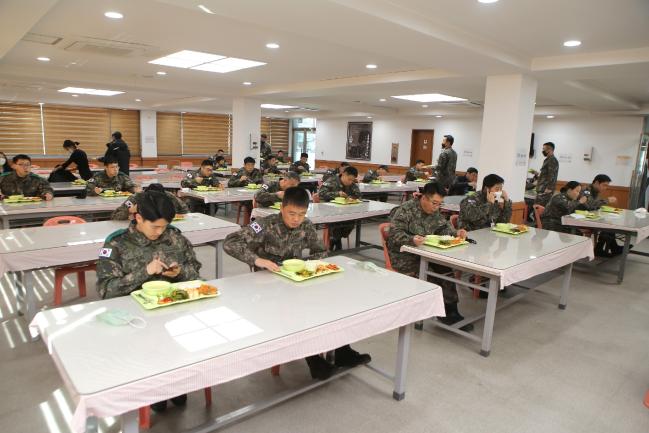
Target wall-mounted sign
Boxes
[558,153,573,164]
[463,150,473,158]
[515,149,527,167]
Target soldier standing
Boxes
[254,172,301,207]
[85,157,136,196]
[0,154,53,200]
[434,135,457,191]
[535,142,559,206]
[224,187,371,380]
[458,174,512,231]
[260,133,272,161]
[387,181,472,331]
[317,166,361,250]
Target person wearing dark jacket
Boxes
[0,152,11,174]
[540,181,587,233]
[55,140,92,180]
[448,167,478,196]
[99,131,131,175]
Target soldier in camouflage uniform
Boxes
[86,158,136,196]
[180,159,222,189]
[362,165,388,183]
[224,186,371,380]
[227,156,263,187]
[540,181,587,233]
[404,160,429,182]
[276,150,286,163]
[535,142,559,206]
[387,181,472,331]
[579,174,623,256]
[322,162,349,183]
[458,174,513,231]
[97,191,201,412]
[260,134,272,161]
[434,135,457,191]
[111,184,189,220]
[317,166,361,250]
[254,172,301,207]
[213,155,228,169]
[261,155,282,176]
[290,152,311,174]
[0,154,54,200]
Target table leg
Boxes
[616,233,631,284]
[85,416,99,433]
[355,220,362,248]
[393,325,411,401]
[0,216,6,229]
[414,259,428,331]
[215,241,224,279]
[121,410,139,433]
[480,278,499,357]
[559,263,573,309]
[209,203,215,216]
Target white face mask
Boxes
[0,158,5,165]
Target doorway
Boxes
[410,129,434,166]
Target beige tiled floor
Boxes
[1,205,649,433]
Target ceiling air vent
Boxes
[21,32,62,45]
[64,37,155,58]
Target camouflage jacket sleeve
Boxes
[304,223,327,260]
[111,195,137,220]
[176,235,202,281]
[250,169,264,184]
[172,194,190,214]
[434,217,457,236]
[498,199,513,223]
[318,181,340,201]
[227,169,246,187]
[120,174,136,193]
[96,239,151,299]
[255,184,280,207]
[436,151,448,174]
[389,206,418,248]
[223,224,265,266]
[348,182,361,199]
[181,171,199,188]
[85,176,99,196]
[36,176,54,196]
[537,157,559,192]
[362,170,377,183]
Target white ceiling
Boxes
[0,0,648,118]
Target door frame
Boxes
[410,129,435,166]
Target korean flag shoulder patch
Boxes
[249,221,263,234]
[99,248,113,258]
[262,184,269,190]
[125,200,133,208]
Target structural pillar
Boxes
[477,74,537,223]
[231,98,261,168]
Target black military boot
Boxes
[150,400,168,413]
[170,394,187,407]
[438,303,474,332]
[334,345,371,368]
[306,355,336,380]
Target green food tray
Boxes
[270,202,282,210]
[330,199,362,205]
[423,239,469,249]
[193,187,221,192]
[272,265,344,282]
[130,289,219,310]
[600,206,623,213]
[491,226,530,235]
[3,198,42,204]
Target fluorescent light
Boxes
[242,81,252,86]
[156,71,167,75]
[546,115,555,119]
[478,0,499,3]
[284,110,290,113]
[391,93,467,103]
[135,98,141,102]
[197,4,215,14]
[563,40,582,47]
[58,87,124,96]
[367,116,373,119]
[261,104,297,109]
[37,57,50,62]
[149,50,225,68]
[435,115,443,118]
[266,43,280,49]
[192,57,266,73]
[379,98,386,102]
[71,94,79,98]
[104,11,123,19]
[366,64,377,69]
[422,104,429,108]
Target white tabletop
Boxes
[358,183,418,194]
[252,201,396,224]
[381,175,404,182]
[562,210,649,243]
[180,187,258,203]
[0,213,240,274]
[0,196,125,217]
[50,182,86,193]
[440,195,465,213]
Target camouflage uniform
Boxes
[86,171,136,196]
[458,191,512,231]
[290,161,310,173]
[261,161,281,175]
[260,141,273,161]
[96,223,202,299]
[362,169,381,183]
[581,184,608,211]
[215,161,229,170]
[435,147,457,190]
[227,167,263,187]
[321,168,339,183]
[404,167,427,182]
[535,155,559,205]
[541,192,584,233]
[0,172,53,197]
[111,191,189,220]
[224,213,326,267]
[276,156,286,163]
[318,175,362,240]
[254,181,283,207]
[180,170,222,189]
[387,198,459,304]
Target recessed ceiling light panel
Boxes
[563,40,581,47]
[391,93,467,103]
[192,57,266,73]
[149,50,225,68]
[58,87,124,96]
[104,11,123,19]
[261,104,297,109]
[37,57,50,62]
[366,64,377,69]
[266,43,280,49]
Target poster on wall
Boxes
[346,122,372,160]
[391,142,399,164]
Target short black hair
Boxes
[244,156,255,164]
[103,157,118,166]
[300,152,308,158]
[560,181,581,193]
[261,133,268,139]
[217,149,224,153]
[215,156,225,163]
[543,141,555,150]
[112,131,122,140]
[277,150,284,154]
[283,172,301,182]
[63,140,79,149]
[444,135,454,145]
[593,174,611,184]
[137,191,175,223]
[415,159,425,164]
[13,154,31,164]
[422,181,446,198]
[282,186,310,208]
[200,159,214,167]
[378,165,389,171]
[466,167,478,174]
[342,166,358,177]
[340,161,350,167]
[482,173,504,191]
[145,183,165,193]
[267,154,277,160]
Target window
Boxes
[0,102,44,155]
[260,117,289,154]
[183,113,231,155]
[156,112,181,156]
[292,118,316,167]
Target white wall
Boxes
[316,114,643,186]
[139,110,157,158]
